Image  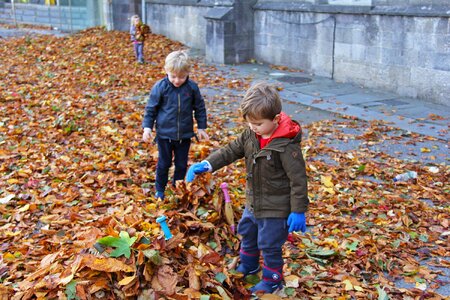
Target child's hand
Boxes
[197,129,209,141]
[287,212,306,233]
[186,161,211,182]
[142,128,153,142]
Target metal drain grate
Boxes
[276,76,312,84]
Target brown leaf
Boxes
[187,265,200,290]
[154,265,178,295]
[200,251,222,265]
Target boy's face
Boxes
[246,115,280,138]
[166,71,188,87]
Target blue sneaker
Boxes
[235,250,260,277]
[155,191,164,200]
[250,280,282,294]
[236,263,260,277]
[249,265,283,294]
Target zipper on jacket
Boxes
[254,147,282,159]
[256,160,262,212]
[177,93,181,140]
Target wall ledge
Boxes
[253,2,450,17]
[145,0,225,7]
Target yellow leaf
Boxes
[59,155,70,162]
[284,274,300,288]
[3,253,15,261]
[420,147,431,153]
[118,275,136,286]
[324,238,339,249]
[323,187,335,195]
[19,204,30,212]
[343,279,353,290]
[101,126,117,134]
[17,170,30,177]
[5,231,21,237]
[321,175,334,188]
[415,282,427,291]
[354,285,364,291]
[83,256,134,273]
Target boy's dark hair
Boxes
[240,82,282,120]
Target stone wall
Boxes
[145,0,211,50]
[253,3,450,105]
[373,0,450,5]
[112,0,140,31]
[0,1,103,31]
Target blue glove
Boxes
[287,212,306,233]
[186,161,211,182]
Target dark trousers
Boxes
[237,207,288,268]
[155,138,191,193]
[133,42,144,63]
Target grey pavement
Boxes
[206,61,450,142]
[0,25,67,38]
[194,55,449,166]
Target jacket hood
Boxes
[266,112,301,144]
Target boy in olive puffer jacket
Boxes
[186,82,309,295]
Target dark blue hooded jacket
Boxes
[142,76,207,140]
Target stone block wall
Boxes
[145,1,211,50]
[334,14,449,102]
[112,0,140,31]
[373,0,450,5]
[0,3,88,31]
[253,3,450,105]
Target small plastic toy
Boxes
[220,182,235,233]
[156,215,173,240]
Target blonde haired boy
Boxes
[143,50,209,199]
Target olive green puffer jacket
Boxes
[206,123,309,218]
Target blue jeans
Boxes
[237,207,289,268]
[134,42,144,63]
[155,138,191,193]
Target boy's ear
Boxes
[273,114,281,123]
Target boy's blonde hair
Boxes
[164,50,191,74]
[240,82,282,120]
[131,15,140,26]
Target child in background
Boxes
[130,15,149,64]
[186,82,308,295]
[142,50,209,200]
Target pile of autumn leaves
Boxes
[0,27,449,299]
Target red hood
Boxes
[266,112,301,144]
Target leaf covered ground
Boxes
[0,27,449,299]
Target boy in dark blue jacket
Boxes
[142,50,209,199]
